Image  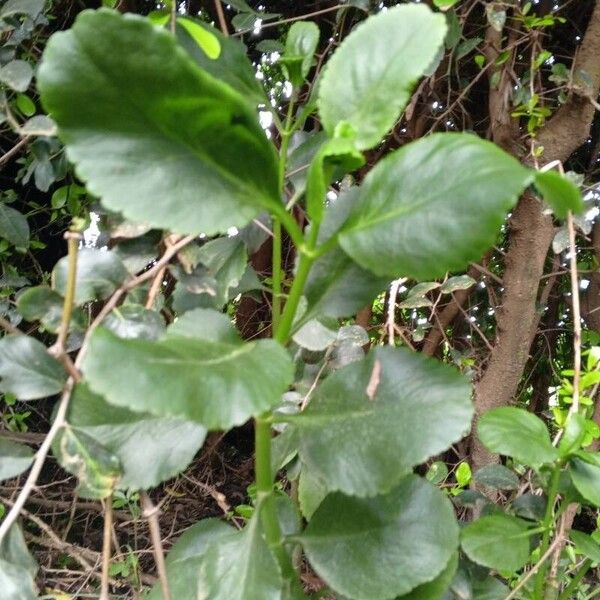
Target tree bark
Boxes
[471,0,600,471]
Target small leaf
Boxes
[292,318,337,351]
[396,553,458,600]
[426,461,449,484]
[398,295,433,309]
[455,37,482,60]
[257,39,285,53]
[177,16,220,59]
[0,0,44,18]
[197,507,282,599]
[15,94,36,117]
[283,21,319,86]
[17,286,85,333]
[298,464,328,520]
[301,475,459,599]
[20,115,57,136]
[103,304,165,341]
[0,524,38,600]
[61,384,206,490]
[433,0,460,9]
[440,275,476,293]
[559,413,587,457]
[477,407,558,466]
[570,530,600,563]
[318,4,447,150]
[486,4,506,32]
[52,249,129,305]
[56,426,121,499]
[0,335,66,400]
[146,518,235,600]
[0,204,29,248]
[535,170,584,219]
[512,492,546,521]
[82,314,293,430]
[0,438,33,482]
[569,452,600,506]
[338,134,532,280]
[461,514,532,572]
[455,461,472,486]
[473,464,519,490]
[0,60,33,92]
[295,347,473,497]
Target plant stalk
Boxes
[557,559,592,600]
[534,465,562,599]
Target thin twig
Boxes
[100,496,113,600]
[0,316,21,335]
[503,536,563,600]
[567,210,582,415]
[214,0,229,36]
[387,278,406,346]
[141,491,171,600]
[0,136,30,169]
[170,0,176,34]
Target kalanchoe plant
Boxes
[0,4,590,600]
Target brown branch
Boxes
[141,491,171,600]
[471,1,600,470]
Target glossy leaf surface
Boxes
[477,407,558,467]
[295,347,472,496]
[82,310,293,429]
[318,4,446,149]
[62,384,206,490]
[0,335,65,400]
[301,475,458,600]
[339,134,531,280]
[38,10,280,236]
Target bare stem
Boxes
[214,0,229,35]
[100,495,114,600]
[141,491,171,600]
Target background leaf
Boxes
[52,248,129,305]
[534,170,584,219]
[461,514,532,572]
[0,335,66,400]
[0,204,29,248]
[318,4,447,149]
[477,407,558,466]
[0,438,33,482]
[0,524,38,600]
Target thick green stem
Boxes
[271,218,283,333]
[557,560,591,600]
[254,416,295,581]
[534,466,562,599]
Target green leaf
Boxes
[461,514,532,572]
[455,461,472,486]
[0,524,38,600]
[511,493,546,521]
[434,0,460,8]
[473,464,519,490]
[477,407,558,467]
[570,530,600,563]
[456,37,482,60]
[0,335,66,400]
[56,425,122,499]
[197,507,282,599]
[15,94,35,117]
[301,475,458,599]
[569,452,600,506]
[534,170,584,219]
[396,553,458,600]
[0,0,44,18]
[177,16,220,59]
[0,438,33,482]
[294,347,472,496]
[176,18,265,104]
[292,318,337,351]
[146,518,235,600]
[303,188,389,323]
[0,204,29,248]
[0,60,33,93]
[38,10,280,236]
[62,383,206,490]
[440,275,476,293]
[318,4,447,150]
[298,464,328,520]
[339,133,532,280]
[559,413,587,457]
[17,286,85,333]
[82,312,293,429]
[283,21,319,87]
[103,304,165,340]
[52,248,129,305]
